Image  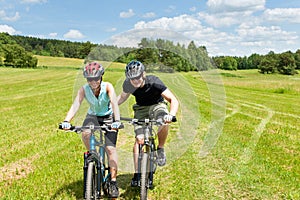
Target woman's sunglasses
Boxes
[87,77,101,82]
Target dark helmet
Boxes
[83,62,105,78]
[125,60,145,79]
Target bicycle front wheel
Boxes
[86,162,97,200]
[100,146,111,196]
[140,153,150,200]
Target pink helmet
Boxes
[83,62,105,78]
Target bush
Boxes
[3,44,37,68]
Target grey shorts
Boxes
[133,102,169,136]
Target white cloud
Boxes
[0,10,20,22]
[106,27,117,32]
[263,8,300,23]
[120,9,135,18]
[142,12,156,18]
[135,15,203,32]
[132,14,230,52]
[105,28,191,48]
[237,25,298,43]
[206,0,265,13]
[0,24,18,34]
[49,32,57,37]
[126,10,299,56]
[198,12,242,27]
[216,24,299,55]
[98,0,298,56]
[63,29,85,39]
[199,1,263,28]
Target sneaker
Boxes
[131,173,139,187]
[157,147,166,166]
[108,180,119,198]
[148,177,153,189]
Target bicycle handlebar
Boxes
[120,116,177,125]
[58,124,124,132]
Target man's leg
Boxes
[156,125,168,166]
[131,130,144,187]
[151,103,169,166]
[157,124,169,148]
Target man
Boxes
[61,61,122,198]
[117,60,179,187]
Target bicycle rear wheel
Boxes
[86,162,97,200]
[140,153,150,200]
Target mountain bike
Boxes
[120,116,176,200]
[59,123,121,199]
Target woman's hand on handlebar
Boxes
[111,121,124,130]
[60,121,71,130]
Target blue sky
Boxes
[0,0,299,56]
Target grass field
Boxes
[0,56,299,199]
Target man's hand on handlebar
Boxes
[163,114,177,123]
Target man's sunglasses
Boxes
[87,77,101,82]
[130,74,143,80]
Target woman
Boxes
[61,61,121,198]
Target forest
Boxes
[0,32,299,75]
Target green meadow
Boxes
[0,56,299,199]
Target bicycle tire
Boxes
[86,162,96,200]
[140,153,149,200]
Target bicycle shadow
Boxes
[117,173,140,200]
[50,180,83,200]
[50,173,140,200]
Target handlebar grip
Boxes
[172,116,177,122]
[58,123,75,130]
[119,123,125,129]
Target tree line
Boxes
[1,32,299,75]
[87,38,213,72]
[0,32,213,71]
[213,50,300,75]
